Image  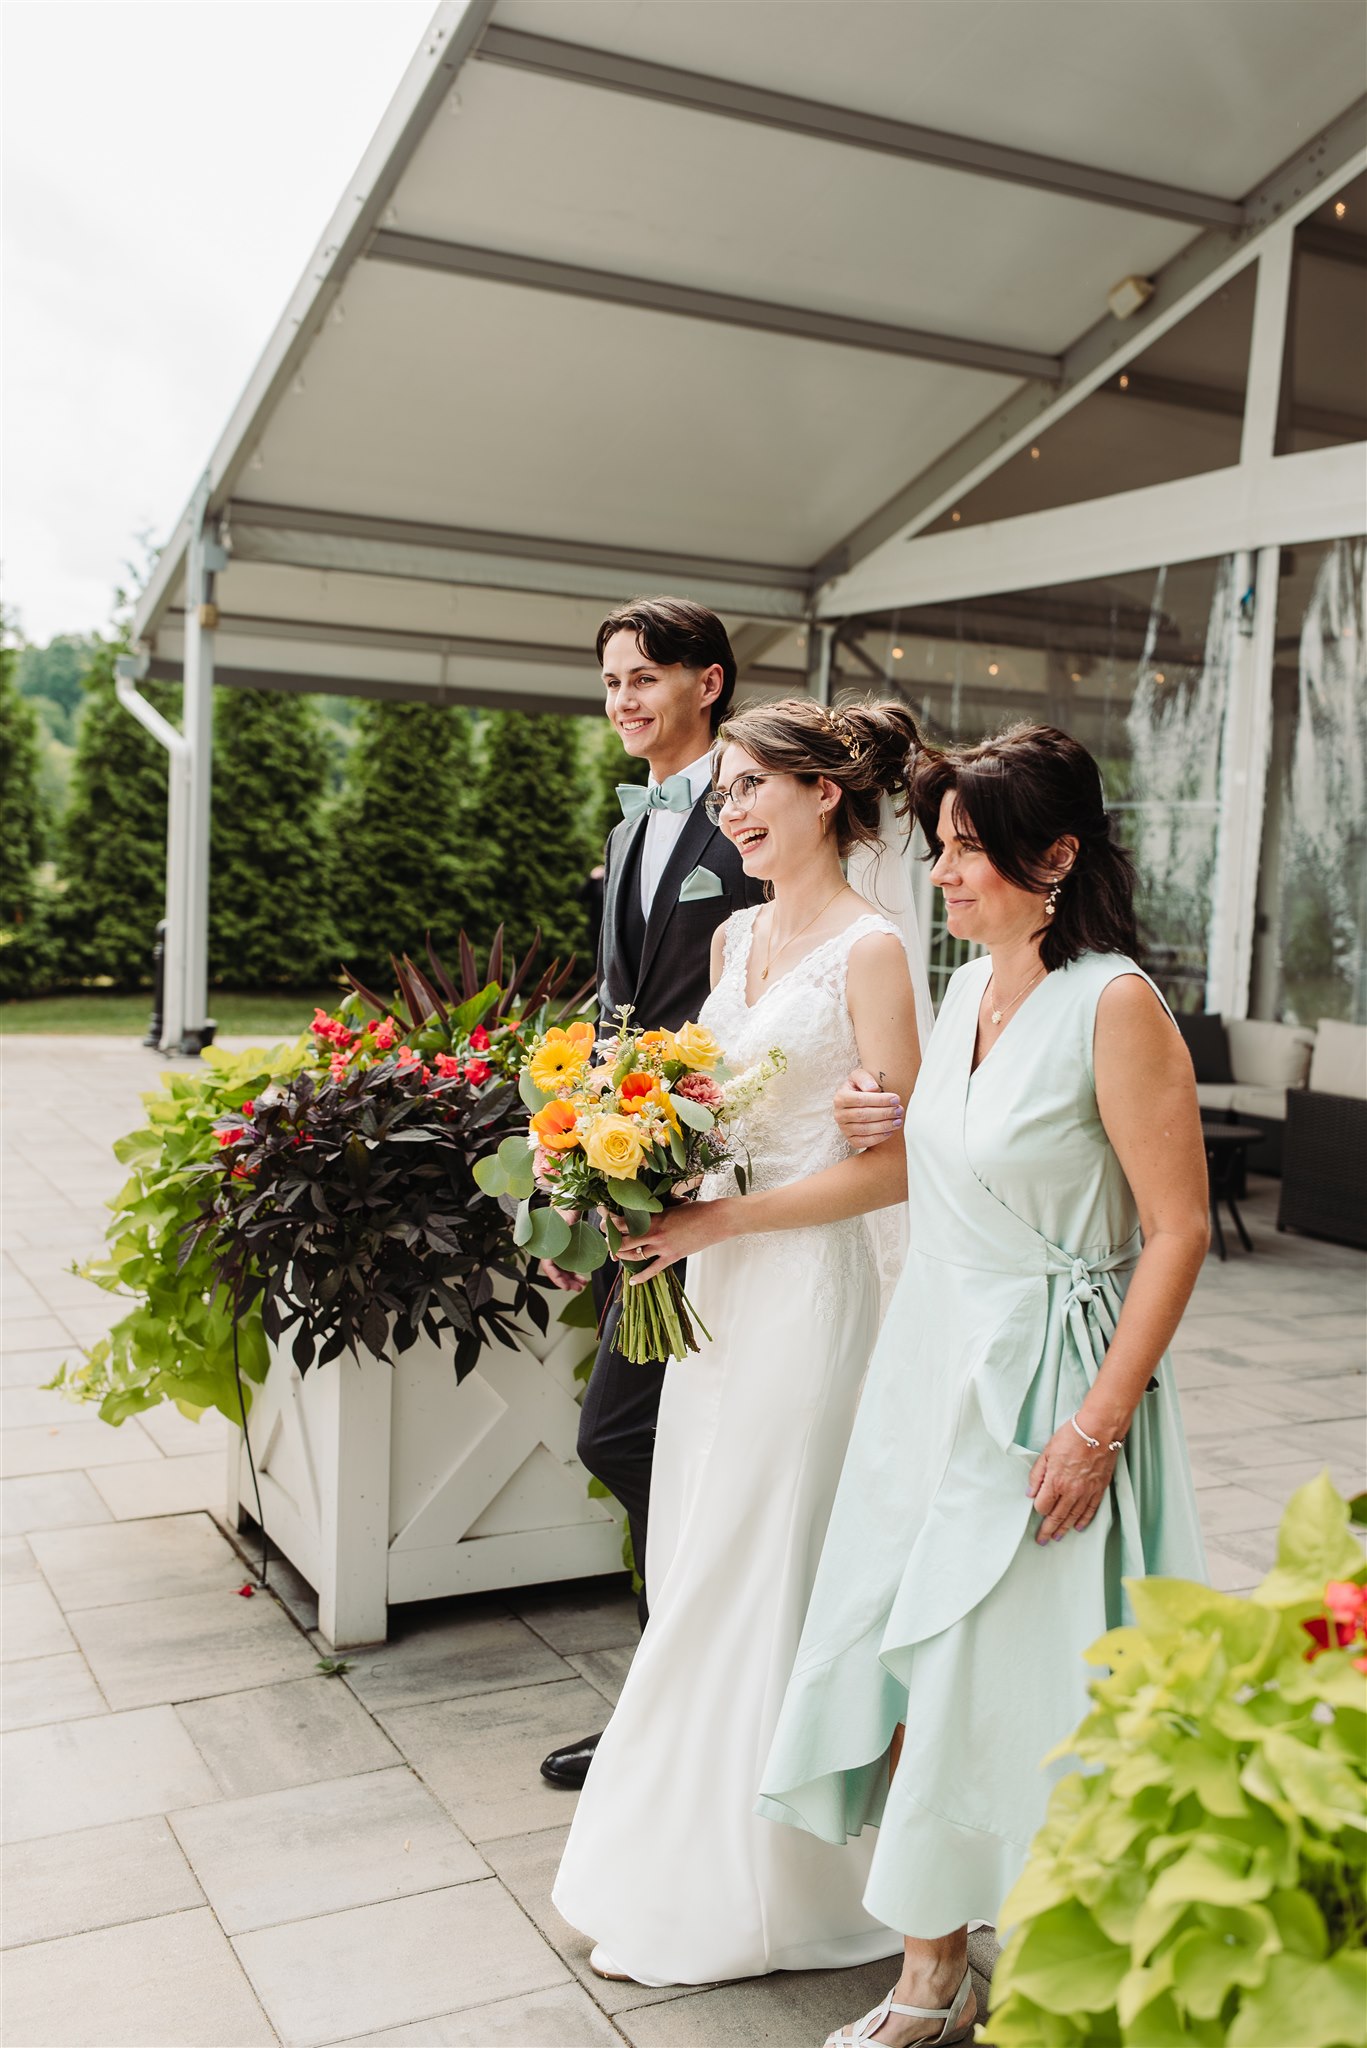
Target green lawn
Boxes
[1,990,340,1038]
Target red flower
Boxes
[1302,1576,1367,1661]
[240,1099,255,1117]
[231,1160,257,1180]
[464,1059,492,1086]
[435,1054,463,1080]
[217,1128,237,1147]
[236,1582,255,1598]
[372,1018,399,1051]
[330,1053,348,1081]
[470,1025,491,1052]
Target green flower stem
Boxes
[617,1265,705,1364]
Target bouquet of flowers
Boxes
[476,1012,786,1363]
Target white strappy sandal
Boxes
[823,1969,975,2047]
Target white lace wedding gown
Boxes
[551,906,904,1985]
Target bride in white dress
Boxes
[551,697,935,1988]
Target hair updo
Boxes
[711,696,922,860]
[908,722,1139,970]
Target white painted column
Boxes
[315,1360,394,1648]
[179,490,222,1052]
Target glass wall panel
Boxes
[1275,174,1367,458]
[922,270,1255,536]
[1252,536,1367,1025]
[833,557,1234,1010]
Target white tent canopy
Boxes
[122,0,1366,1045]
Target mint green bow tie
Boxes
[617,775,695,822]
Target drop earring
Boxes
[1045,880,1061,918]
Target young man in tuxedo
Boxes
[540,596,765,1790]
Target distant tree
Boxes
[0,627,56,998]
[210,689,339,988]
[330,699,476,989]
[55,640,175,987]
[466,711,594,967]
[16,634,96,728]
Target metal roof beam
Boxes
[223,500,810,621]
[366,230,1061,382]
[815,102,1367,594]
[475,26,1245,230]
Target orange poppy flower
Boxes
[530,1101,581,1151]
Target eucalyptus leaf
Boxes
[667,1090,715,1131]
[523,1206,571,1260]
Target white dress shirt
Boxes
[639,751,714,919]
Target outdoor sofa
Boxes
[1179,1013,1316,1176]
[1277,1018,1367,1251]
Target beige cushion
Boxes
[1310,1018,1367,1100]
[1196,1083,1237,1113]
[1230,1084,1290,1123]
[1224,1018,1314,1090]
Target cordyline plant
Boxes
[988,1474,1367,2048]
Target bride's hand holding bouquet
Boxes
[476,1010,784,1362]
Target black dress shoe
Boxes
[540,1730,602,1788]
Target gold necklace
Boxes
[987,962,1047,1026]
[761,888,848,980]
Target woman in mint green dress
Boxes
[759,725,1210,2048]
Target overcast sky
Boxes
[2,0,432,645]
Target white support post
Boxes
[1240,225,1295,466]
[180,479,223,1052]
[114,659,191,1051]
[806,622,833,705]
[1206,546,1279,1018]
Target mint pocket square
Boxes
[679,865,725,902]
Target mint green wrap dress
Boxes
[757,951,1206,1939]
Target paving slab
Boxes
[480,1822,692,2019]
[2,1816,203,1947]
[508,1579,640,1656]
[1,1649,107,1731]
[2,1576,76,1659]
[177,1674,400,1798]
[134,1400,233,1458]
[70,1584,318,1709]
[0,1469,113,1534]
[0,1344,79,1388]
[1,1418,156,1477]
[1,1383,86,1428]
[30,1511,243,1609]
[90,1450,226,1518]
[567,1645,634,1707]
[381,1677,607,1843]
[613,1959,976,2047]
[2,1704,220,1843]
[3,1904,277,2046]
[233,1879,570,2048]
[170,1766,487,1933]
[1193,1483,1286,1538]
[0,1532,38,1582]
[0,1313,78,1354]
[326,1981,624,2046]
[344,1606,573,1715]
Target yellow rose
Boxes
[529,1027,590,1093]
[583,1113,647,1180]
[672,1021,721,1071]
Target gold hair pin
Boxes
[827,709,864,763]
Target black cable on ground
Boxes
[232,1304,270,1589]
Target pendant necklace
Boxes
[987,962,1047,1027]
[762,887,847,980]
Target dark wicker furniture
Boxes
[1277,1088,1367,1251]
[1201,1122,1263,1260]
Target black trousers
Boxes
[575,1261,675,1630]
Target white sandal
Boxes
[823,1969,975,2047]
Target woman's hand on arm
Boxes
[1030,975,1209,1545]
[613,1197,739,1281]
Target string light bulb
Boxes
[1118,373,1130,390]
[1030,446,1041,460]
[988,662,1000,676]
[1154,671,1166,684]
[1070,671,1082,683]
[950,511,961,524]
[892,646,904,660]
[1335,200,1348,219]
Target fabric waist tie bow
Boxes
[1050,1240,1141,1384]
[617,776,694,821]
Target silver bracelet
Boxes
[1069,1413,1124,1453]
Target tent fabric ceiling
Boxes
[132,0,1367,715]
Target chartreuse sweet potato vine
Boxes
[48,1039,309,1426]
[988,1474,1367,2048]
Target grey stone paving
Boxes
[2,1035,1363,2046]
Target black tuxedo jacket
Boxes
[597,793,766,1034]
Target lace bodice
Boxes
[699,906,901,1197]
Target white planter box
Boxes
[225,1293,624,1648]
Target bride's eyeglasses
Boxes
[704,773,772,826]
